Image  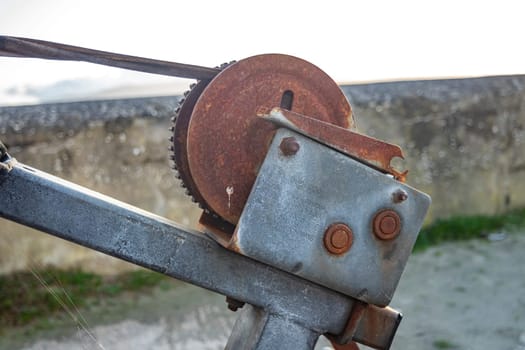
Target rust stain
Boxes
[323,223,353,255]
[327,300,367,347]
[330,303,401,350]
[279,137,300,156]
[263,108,407,182]
[373,210,401,240]
[186,54,353,224]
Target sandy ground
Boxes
[2,233,525,350]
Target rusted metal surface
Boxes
[324,223,353,255]
[328,302,401,350]
[331,341,361,350]
[373,210,401,240]
[329,300,368,345]
[185,54,354,224]
[171,80,211,209]
[260,108,407,182]
[0,36,220,80]
[198,210,235,246]
[392,189,408,203]
[352,305,402,349]
[279,136,300,156]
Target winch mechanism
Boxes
[0,36,431,350]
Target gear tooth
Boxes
[170,63,233,217]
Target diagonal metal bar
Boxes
[0,162,401,349]
[0,35,220,80]
[0,162,351,334]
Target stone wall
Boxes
[1,76,524,274]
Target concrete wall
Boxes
[1,76,524,274]
[343,76,525,222]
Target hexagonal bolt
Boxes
[324,223,353,255]
[373,210,401,240]
[279,137,300,156]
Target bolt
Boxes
[373,210,401,240]
[226,296,245,312]
[393,189,408,203]
[324,223,353,255]
[279,137,300,156]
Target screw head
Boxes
[324,223,353,255]
[373,210,401,240]
[393,189,408,203]
[279,137,300,156]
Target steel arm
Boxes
[0,161,399,349]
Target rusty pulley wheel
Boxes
[174,54,354,224]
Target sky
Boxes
[0,0,524,105]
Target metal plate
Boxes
[186,54,354,224]
[233,129,431,306]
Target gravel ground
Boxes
[2,232,525,350]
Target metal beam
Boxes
[0,163,350,332]
[0,162,400,349]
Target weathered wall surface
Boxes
[343,76,525,222]
[0,76,524,274]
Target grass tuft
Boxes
[433,339,457,349]
[414,207,525,252]
[0,268,168,329]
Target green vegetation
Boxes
[414,207,525,252]
[433,339,457,349]
[0,268,169,329]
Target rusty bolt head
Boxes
[393,189,408,203]
[324,223,353,255]
[373,210,401,240]
[280,137,300,156]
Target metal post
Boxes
[225,305,320,350]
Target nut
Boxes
[324,223,353,255]
[279,137,300,156]
[373,210,401,240]
[226,296,245,312]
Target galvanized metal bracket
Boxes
[233,128,430,306]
